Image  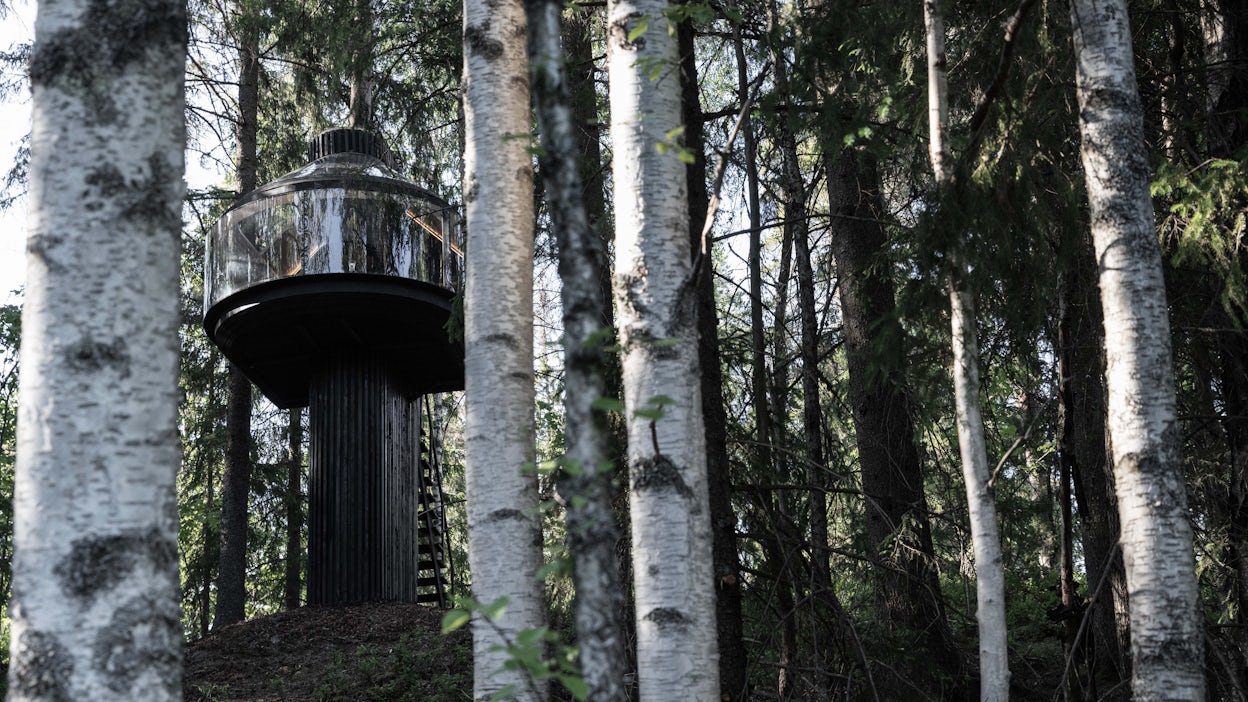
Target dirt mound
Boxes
[183,602,471,701]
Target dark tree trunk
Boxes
[796,141,848,696]
[826,146,961,690]
[284,407,303,609]
[214,365,252,627]
[1057,396,1091,700]
[213,28,259,629]
[1062,228,1130,683]
[348,0,374,129]
[680,20,749,701]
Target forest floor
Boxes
[183,601,472,701]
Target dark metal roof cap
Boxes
[308,128,394,167]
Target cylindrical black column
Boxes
[308,352,420,604]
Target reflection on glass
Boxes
[206,183,463,311]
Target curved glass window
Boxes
[205,154,462,312]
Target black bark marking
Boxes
[10,630,73,702]
[92,595,181,693]
[642,607,690,630]
[55,527,177,603]
[64,336,131,377]
[631,454,692,497]
[465,25,504,62]
[28,0,186,119]
[610,13,646,51]
[26,232,67,274]
[481,332,521,350]
[84,156,181,232]
[615,272,651,319]
[489,508,526,522]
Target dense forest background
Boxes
[0,0,1245,698]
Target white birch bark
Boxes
[924,0,1009,697]
[7,0,186,698]
[462,0,548,699]
[1071,0,1205,697]
[606,3,719,699]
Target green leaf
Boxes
[633,407,664,420]
[441,609,471,634]
[592,396,626,412]
[482,596,510,620]
[562,675,591,700]
[627,16,648,42]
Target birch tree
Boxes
[462,0,547,698]
[607,1,719,698]
[1071,0,1205,697]
[7,0,187,696]
[923,0,1009,697]
[525,0,629,697]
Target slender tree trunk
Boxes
[680,20,748,701]
[348,0,375,130]
[284,407,303,609]
[793,137,848,693]
[1071,0,1205,698]
[214,24,260,630]
[526,1,629,698]
[564,5,639,676]
[199,461,217,640]
[827,147,962,691]
[8,0,187,696]
[607,3,719,697]
[924,0,1009,698]
[462,0,547,697]
[759,16,799,688]
[1061,229,1130,683]
[214,367,252,627]
[1056,391,1089,699]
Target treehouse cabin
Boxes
[203,129,462,607]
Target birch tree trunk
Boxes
[923,0,1009,697]
[525,0,629,698]
[8,0,187,696]
[607,2,719,698]
[1071,0,1205,697]
[462,0,547,697]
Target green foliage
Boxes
[1154,153,1248,318]
[442,597,587,701]
[0,299,20,688]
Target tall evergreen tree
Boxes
[213,5,260,628]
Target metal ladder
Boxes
[415,397,454,607]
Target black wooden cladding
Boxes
[307,352,448,606]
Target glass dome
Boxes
[205,152,462,312]
[202,130,465,408]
